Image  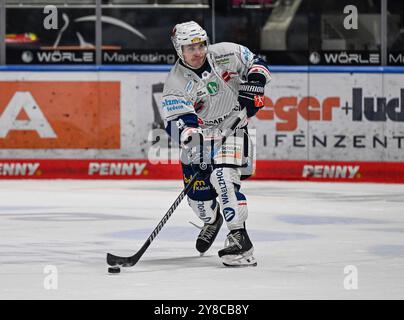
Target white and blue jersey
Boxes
[161,42,271,142]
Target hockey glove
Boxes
[188,145,213,178]
[238,81,265,118]
[180,128,213,177]
[180,127,202,149]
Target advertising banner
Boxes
[250,72,404,162]
[0,70,403,182]
[0,81,120,149]
[0,159,182,179]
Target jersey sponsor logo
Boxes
[88,162,147,176]
[206,82,219,95]
[167,105,185,112]
[0,162,40,176]
[215,53,234,65]
[184,175,211,192]
[196,89,209,99]
[162,98,193,108]
[197,201,206,216]
[215,53,234,59]
[216,57,230,65]
[199,113,230,126]
[0,81,120,149]
[223,207,236,222]
[215,168,229,205]
[185,80,194,93]
[198,108,236,126]
[196,201,211,222]
[193,180,210,191]
[216,144,242,160]
[302,165,360,179]
[162,98,193,113]
[205,118,225,125]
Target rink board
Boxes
[0,159,404,183]
[0,66,403,182]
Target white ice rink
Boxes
[1,179,404,300]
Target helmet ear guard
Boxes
[171,21,209,62]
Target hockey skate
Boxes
[196,212,223,254]
[218,228,257,267]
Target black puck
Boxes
[108,266,121,274]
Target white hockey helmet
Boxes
[171,21,209,62]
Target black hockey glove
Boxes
[180,128,213,177]
[238,81,265,118]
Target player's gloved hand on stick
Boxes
[180,127,213,177]
[238,81,265,118]
[188,145,213,177]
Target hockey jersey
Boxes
[161,42,271,138]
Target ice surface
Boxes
[0,179,403,299]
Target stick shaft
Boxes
[107,111,245,267]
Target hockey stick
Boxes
[106,111,245,267]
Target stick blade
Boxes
[107,253,132,267]
[106,252,141,267]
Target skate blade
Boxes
[221,249,257,267]
[223,261,257,267]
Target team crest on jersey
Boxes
[206,82,219,95]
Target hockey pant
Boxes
[182,127,253,230]
[182,167,249,231]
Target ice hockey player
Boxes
[161,21,271,267]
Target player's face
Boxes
[182,42,207,69]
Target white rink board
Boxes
[0,71,403,161]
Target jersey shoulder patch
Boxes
[239,45,254,65]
